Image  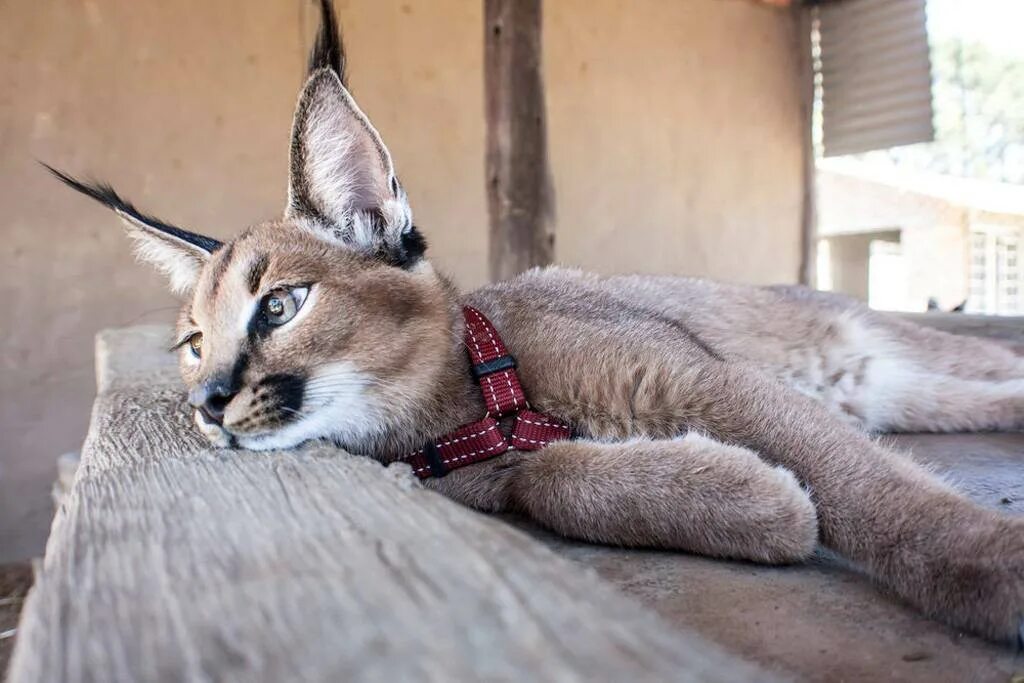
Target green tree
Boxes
[875,38,1024,183]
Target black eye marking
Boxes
[226,352,250,394]
[246,253,270,295]
[208,242,236,299]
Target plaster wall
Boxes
[0,0,803,561]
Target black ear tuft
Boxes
[308,0,346,86]
[41,162,222,254]
[398,226,428,268]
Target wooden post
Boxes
[485,0,554,282]
[796,5,818,287]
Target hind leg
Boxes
[887,316,1024,382]
[852,363,1024,433]
[510,433,818,564]
[837,318,1024,432]
[688,362,1024,643]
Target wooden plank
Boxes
[484,0,555,282]
[7,325,770,682]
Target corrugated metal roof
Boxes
[818,0,935,157]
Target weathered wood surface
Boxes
[484,0,555,281]
[7,325,769,682]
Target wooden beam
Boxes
[795,5,817,286]
[7,326,774,682]
[485,0,554,282]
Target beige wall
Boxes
[817,170,999,310]
[824,233,875,303]
[902,223,968,311]
[817,170,965,236]
[0,0,487,563]
[822,226,968,312]
[547,0,804,282]
[0,0,802,562]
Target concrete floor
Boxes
[520,433,1024,682]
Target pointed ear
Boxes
[43,164,220,295]
[286,0,425,267]
[286,70,425,267]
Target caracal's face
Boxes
[175,221,450,451]
[50,1,446,451]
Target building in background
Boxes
[812,0,1024,315]
[817,158,1024,313]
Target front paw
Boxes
[910,516,1024,643]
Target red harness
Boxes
[399,306,573,479]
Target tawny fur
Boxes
[53,0,1024,645]
[179,243,1024,644]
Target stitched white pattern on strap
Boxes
[467,308,519,413]
[469,308,500,358]
[437,423,498,448]
[465,310,502,413]
[517,416,569,429]
[410,423,500,456]
[465,311,484,356]
[412,439,507,475]
[501,369,519,410]
[512,436,552,446]
[481,376,500,415]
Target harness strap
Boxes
[463,306,526,417]
[403,416,508,479]
[511,409,573,450]
[399,306,572,479]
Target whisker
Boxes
[279,406,315,418]
[303,374,422,406]
[306,375,406,388]
[304,379,415,395]
[303,386,418,406]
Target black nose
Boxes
[189,379,238,426]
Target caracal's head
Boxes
[47,0,455,451]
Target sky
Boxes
[928,0,1024,58]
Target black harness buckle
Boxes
[422,442,448,478]
[471,355,517,381]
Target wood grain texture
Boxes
[484,0,555,281]
[7,326,768,682]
